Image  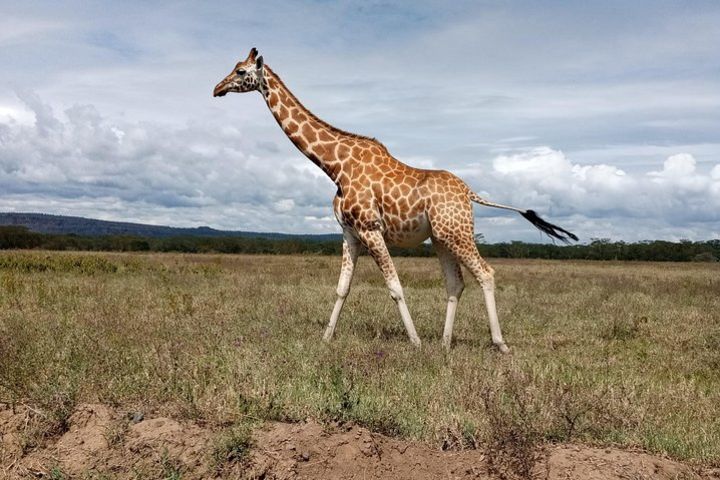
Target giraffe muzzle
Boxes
[213,82,229,97]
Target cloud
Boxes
[463,147,720,242]
[0,92,336,233]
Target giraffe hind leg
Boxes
[436,235,509,353]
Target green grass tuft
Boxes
[211,422,255,471]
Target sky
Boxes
[1,1,719,242]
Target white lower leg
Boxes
[389,279,421,346]
[442,296,458,350]
[435,243,464,351]
[324,234,359,342]
[481,279,509,353]
[397,299,421,346]
[324,296,345,341]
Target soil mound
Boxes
[1,403,715,479]
[248,421,713,480]
[0,403,213,478]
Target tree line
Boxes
[0,225,718,262]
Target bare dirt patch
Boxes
[1,403,214,478]
[248,421,716,480]
[2,403,717,479]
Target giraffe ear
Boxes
[256,56,264,70]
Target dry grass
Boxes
[1,251,718,467]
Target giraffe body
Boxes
[333,165,471,250]
[214,49,577,352]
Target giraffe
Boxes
[214,48,577,353]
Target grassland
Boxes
[1,250,719,467]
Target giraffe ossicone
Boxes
[214,48,577,353]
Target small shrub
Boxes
[16,389,77,454]
[104,418,129,447]
[211,423,254,470]
[481,368,542,480]
[600,316,644,341]
[441,417,479,450]
[160,448,184,480]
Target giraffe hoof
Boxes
[322,331,334,342]
[410,337,422,347]
[497,343,510,354]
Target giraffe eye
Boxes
[236,69,246,75]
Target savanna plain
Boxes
[1,251,719,479]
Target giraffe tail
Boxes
[469,191,578,243]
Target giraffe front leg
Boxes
[357,229,421,347]
[324,231,361,342]
[433,240,465,351]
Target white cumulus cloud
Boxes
[0,93,335,233]
[464,147,720,241]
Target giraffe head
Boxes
[213,48,264,97]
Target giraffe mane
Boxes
[265,65,389,153]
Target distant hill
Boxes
[0,212,341,242]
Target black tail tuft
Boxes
[520,210,578,244]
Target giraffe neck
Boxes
[260,66,351,184]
